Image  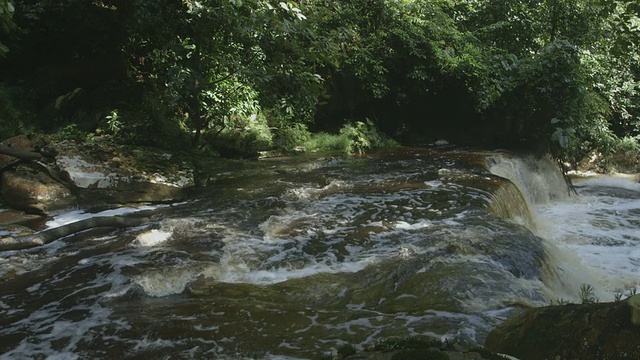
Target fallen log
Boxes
[0,145,43,161]
[0,215,149,251]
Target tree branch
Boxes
[0,215,149,251]
[0,145,43,161]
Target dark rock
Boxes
[1,163,77,214]
[484,295,640,360]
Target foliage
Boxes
[0,0,13,57]
[579,283,599,304]
[614,287,638,301]
[205,112,273,158]
[339,119,398,154]
[126,0,317,152]
[272,122,311,150]
[0,0,639,162]
[53,124,93,143]
[305,120,397,155]
[305,132,352,154]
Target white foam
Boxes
[535,180,640,300]
[134,268,199,297]
[201,258,370,285]
[135,229,172,247]
[393,220,432,230]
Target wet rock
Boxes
[53,141,194,205]
[484,295,640,360]
[2,163,76,214]
[0,208,42,226]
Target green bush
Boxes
[207,112,273,158]
[306,119,398,154]
[306,131,353,153]
[273,122,312,150]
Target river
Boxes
[1,148,639,359]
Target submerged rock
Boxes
[484,295,640,360]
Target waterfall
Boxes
[485,153,623,302]
[487,180,535,231]
[486,153,570,210]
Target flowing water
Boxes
[1,148,639,359]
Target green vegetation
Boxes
[0,0,13,58]
[553,284,639,305]
[304,120,398,155]
[0,0,638,162]
[579,283,599,304]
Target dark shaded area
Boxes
[485,295,640,360]
[0,0,638,160]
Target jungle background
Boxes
[0,0,639,166]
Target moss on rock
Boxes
[485,295,640,360]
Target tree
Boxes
[127,0,316,150]
[0,0,13,57]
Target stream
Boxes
[1,148,639,359]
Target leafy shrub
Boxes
[579,283,598,304]
[207,112,273,158]
[306,119,398,154]
[306,131,352,153]
[273,122,311,150]
[339,119,397,154]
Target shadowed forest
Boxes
[0,0,639,163]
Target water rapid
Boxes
[1,148,638,359]
[488,154,640,302]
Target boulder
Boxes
[484,295,640,360]
[1,163,77,214]
[53,141,194,205]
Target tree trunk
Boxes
[0,215,149,251]
[0,145,43,161]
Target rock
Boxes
[2,163,76,214]
[484,296,640,360]
[53,141,194,206]
[629,295,640,325]
[0,208,42,226]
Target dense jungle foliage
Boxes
[0,0,639,163]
